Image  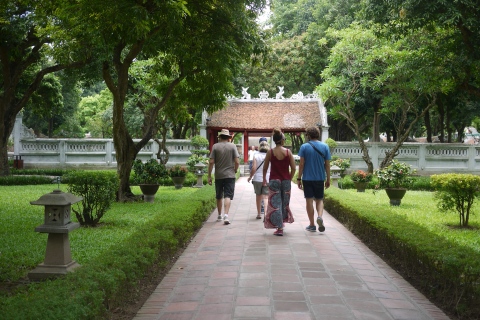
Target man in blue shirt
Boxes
[297,127,331,232]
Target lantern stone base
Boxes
[194,174,204,188]
[28,232,81,281]
[28,260,80,281]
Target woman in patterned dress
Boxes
[262,128,296,236]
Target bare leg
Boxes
[306,198,315,226]
[315,199,324,218]
[216,199,223,216]
[224,197,231,215]
[256,194,262,216]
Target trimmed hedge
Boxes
[324,188,480,319]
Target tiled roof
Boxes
[208,100,323,131]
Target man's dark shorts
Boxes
[215,178,236,200]
[302,180,325,199]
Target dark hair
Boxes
[272,128,284,144]
[305,127,320,140]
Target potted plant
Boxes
[132,159,167,202]
[331,157,350,177]
[168,164,188,189]
[350,170,372,192]
[375,160,416,205]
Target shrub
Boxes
[132,159,167,184]
[375,160,416,189]
[10,168,72,176]
[350,170,373,183]
[186,154,209,172]
[64,171,119,227]
[168,164,188,177]
[190,135,210,157]
[325,137,337,153]
[431,173,480,227]
[0,175,54,185]
[330,157,350,178]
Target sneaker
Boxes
[217,215,222,222]
[305,225,316,232]
[273,229,283,236]
[223,215,230,225]
[317,216,325,232]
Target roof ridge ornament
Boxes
[232,87,318,101]
[259,89,269,99]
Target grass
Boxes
[327,188,480,250]
[0,183,216,319]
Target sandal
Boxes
[273,229,283,236]
[256,215,262,219]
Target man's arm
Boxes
[207,158,214,185]
[297,157,304,188]
[234,157,240,173]
[324,160,331,188]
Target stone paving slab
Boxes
[134,177,450,320]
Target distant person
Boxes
[208,129,240,225]
[247,141,270,219]
[297,126,331,232]
[262,128,296,236]
[248,146,256,171]
[258,136,268,212]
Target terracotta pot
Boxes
[139,184,160,203]
[354,182,367,192]
[385,188,407,206]
[171,176,186,189]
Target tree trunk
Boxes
[424,111,432,143]
[437,100,445,143]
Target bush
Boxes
[190,135,209,157]
[186,154,209,172]
[64,171,119,227]
[330,157,350,177]
[132,159,167,185]
[350,170,373,183]
[0,175,55,185]
[431,173,480,227]
[325,137,337,152]
[375,160,416,188]
[10,168,72,176]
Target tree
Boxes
[56,0,266,201]
[22,74,63,137]
[364,0,480,99]
[0,1,88,175]
[318,25,454,171]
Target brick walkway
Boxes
[134,177,450,320]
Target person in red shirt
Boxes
[262,128,296,236]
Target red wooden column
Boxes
[208,129,216,151]
[243,130,249,163]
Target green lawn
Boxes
[325,187,480,319]
[0,184,216,319]
[331,189,480,249]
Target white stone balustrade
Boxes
[333,142,480,174]
[17,138,193,169]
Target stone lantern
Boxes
[194,162,206,188]
[28,189,82,281]
[330,164,341,188]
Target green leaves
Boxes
[431,173,480,227]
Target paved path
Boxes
[134,177,450,320]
